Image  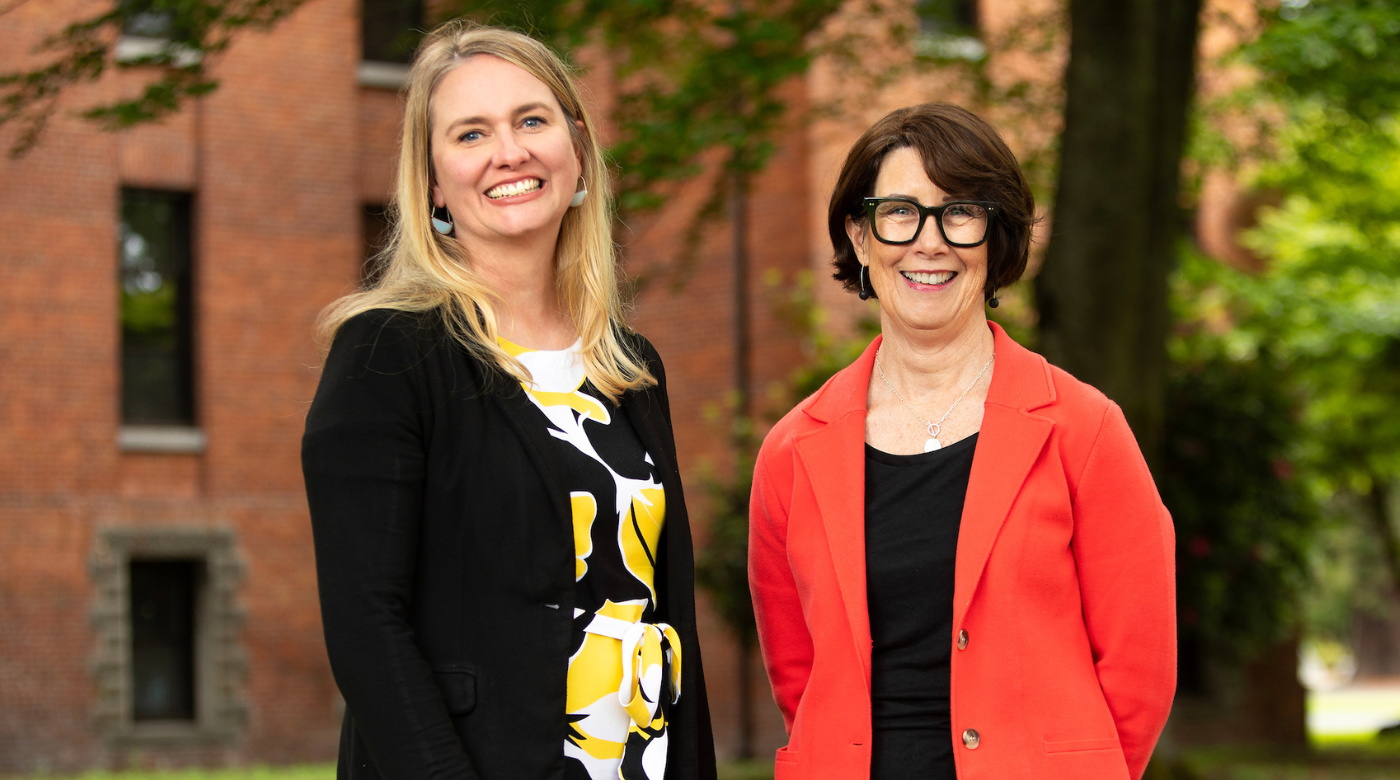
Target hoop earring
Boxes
[570,176,588,208]
[431,205,454,236]
[858,265,871,301]
[988,290,1000,308]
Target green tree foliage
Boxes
[1166,252,1319,670]
[1245,0,1400,122]
[0,0,306,157]
[1168,0,1400,656]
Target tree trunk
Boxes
[1355,476,1400,678]
[1035,0,1203,468]
[1366,475,1400,595]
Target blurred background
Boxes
[2,0,1399,778]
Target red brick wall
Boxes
[0,0,814,770]
[0,0,351,772]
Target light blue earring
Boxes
[569,177,588,208]
[431,205,454,236]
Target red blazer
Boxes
[749,323,1175,780]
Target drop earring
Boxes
[431,205,454,236]
[988,290,1000,309]
[858,265,871,301]
[570,176,588,208]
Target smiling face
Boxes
[847,146,990,339]
[429,55,582,253]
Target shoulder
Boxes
[615,328,668,394]
[1044,361,1114,424]
[324,308,452,378]
[333,307,442,346]
[1037,359,1137,472]
[620,328,663,368]
[757,367,844,463]
[989,330,1124,464]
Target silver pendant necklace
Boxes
[875,346,995,453]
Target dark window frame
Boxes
[119,188,197,429]
[361,0,426,64]
[90,528,246,746]
[118,0,175,39]
[915,0,986,61]
[917,0,980,37]
[130,559,200,722]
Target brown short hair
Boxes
[828,103,1036,300]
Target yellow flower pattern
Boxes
[501,339,677,780]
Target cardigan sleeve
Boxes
[302,311,479,779]
[1071,402,1177,780]
[749,429,815,734]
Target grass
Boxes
[18,762,775,780]
[14,742,1400,780]
[1164,737,1400,780]
[28,770,335,780]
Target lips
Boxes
[486,178,543,199]
[901,270,956,285]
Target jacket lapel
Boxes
[493,384,574,539]
[794,326,1060,671]
[952,323,1057,627]
[620,384,678,494]
[616,385,694,624]
[795,337,883,686]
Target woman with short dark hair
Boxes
[749,102,1176,780]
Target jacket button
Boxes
[957,629,969,650]
[962,728,980,749]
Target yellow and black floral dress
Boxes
[501,339,681,780]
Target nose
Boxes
[494,128,530,168]
[914,214,949,253]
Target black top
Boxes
[302,310,715,780]
[864,433,978,780]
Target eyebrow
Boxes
[882,192,958,205]
[444,102,556,134]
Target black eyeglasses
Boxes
[861,198,999,247]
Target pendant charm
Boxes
[924,437,943,453]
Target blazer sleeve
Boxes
[749,430,814,733]
[1071,402,1177,780]
[302,311,478,779]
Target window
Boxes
[130,560,199,721]
[114,1,202,65]
[361,204,392,288]
[917,0,985,60]
[361,0,425,64]
[90,528,246,745]
[120,189,195,428]
[118,0,174,38]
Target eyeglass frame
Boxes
[860,197,1000,247]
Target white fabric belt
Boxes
[581,612,683,713]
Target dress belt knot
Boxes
[582,613,683,728]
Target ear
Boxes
[845,215,869,267]
[431,181,445,209]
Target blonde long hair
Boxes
[317,21,654,400]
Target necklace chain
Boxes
[875,346,995,446]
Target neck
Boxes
[876,311,995,398]
[464,233,574,349]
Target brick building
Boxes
[0,0,1060,773]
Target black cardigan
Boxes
[302,309,716,780]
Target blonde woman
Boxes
[303,22,715,780]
